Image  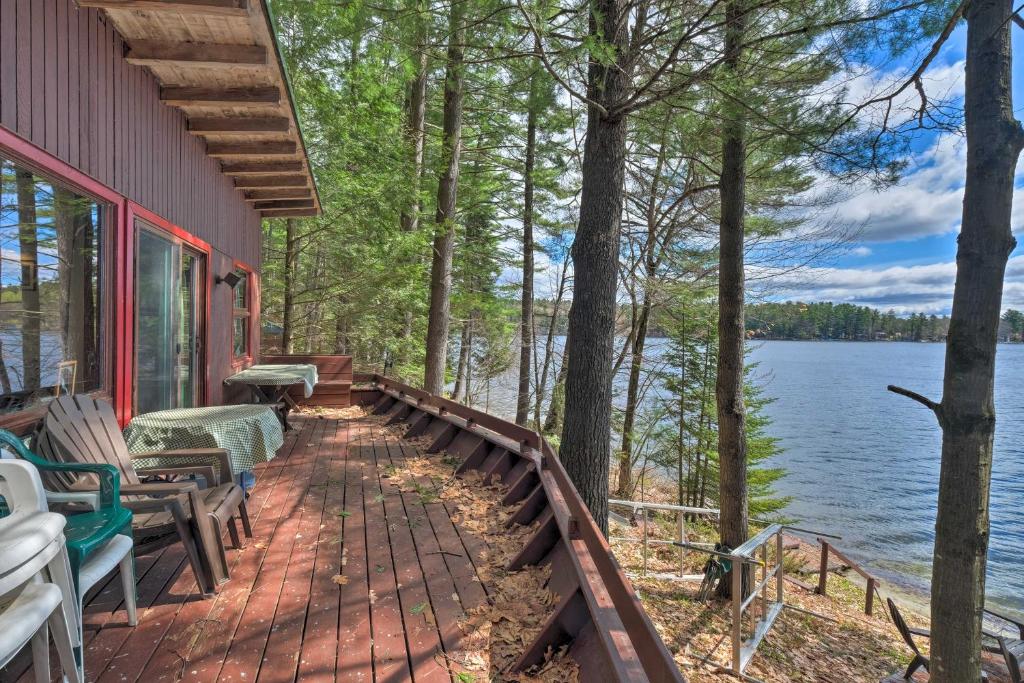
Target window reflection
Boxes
[0,156,104,413]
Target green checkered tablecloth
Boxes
[223,364,319,398]
[124,404,285,475]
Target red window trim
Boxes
[231,261,256,367]
[126,202,213,414]
[0,125,129,429]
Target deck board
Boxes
[2,413,509,683]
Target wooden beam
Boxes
[77,0,248,16]
[234,175,308,189]
[188,117,290,134]
[161,86,280,107]
[260,208,318,218]
[252,199,315,210]
[244,188,312,200]
[222,161,304,175]
[125,41,266,68]
[207,141,297,157]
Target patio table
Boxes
[223,363,318,430]
[124,404,284,485]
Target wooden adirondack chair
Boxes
[888,597,929,680]
[1001,637,1023,683]
[33,395,252,595]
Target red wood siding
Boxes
[0,0,263,419]
[0,0,261,263]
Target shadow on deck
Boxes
[3,413,557,682]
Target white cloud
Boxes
[760,254,1024,314]
[821,134,968,243]
[851,246,872,257]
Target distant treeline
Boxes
[533,299,1024,342]
[747,302,1024,342]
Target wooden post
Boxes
[641,506,649,576]
[817,541,829,595]
[865,577,876,616]
[677,511,686,578]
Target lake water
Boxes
[460,339,1024,618]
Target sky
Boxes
[501,22,1024,316]
[765,26,1024,314]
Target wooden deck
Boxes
[3,414,501,683]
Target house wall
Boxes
[0,0,262,422]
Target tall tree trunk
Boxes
[543,343,569,435]
[423,0,466,394]
[451,318,472,400]
[516,62,540,425]
[15,170,40,391]
[715,0,749,598]
[616,292,651,498]
[54,188,87,392]
[927,1,1022,677]
[282,218,297,353]
[400,0,429,233]
[560,0,632,535]
[535,258,569,427]
[334,315,349,354]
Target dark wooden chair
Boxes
[888,597,929,679]
[888,597,1020,681]
[33,395,252,595]
[1001,637,1023,683]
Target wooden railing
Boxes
[815,538,883,616]
[261,354,352,406]
[363,373,685,683]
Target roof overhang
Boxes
[79,0,321,218]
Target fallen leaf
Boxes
[410,602,427,615]
[338,510,352,518]
[331,575,349,585]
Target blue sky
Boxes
[767,26,1024,314]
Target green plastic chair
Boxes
[0,429,136,642]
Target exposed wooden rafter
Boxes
[96,0,321,215]
[260,208,318,217]
[188,117,291,134]
[207,141,297,157]
[222,161,304,175]
[125,41,266,68]
[160,86,281,107]
[244,188,312,200]
[77,0,249,16]
[252,199,316,210]
[233,175,308,189]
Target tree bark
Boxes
[423,0,466,394]
[282,218,297,354]
[54,188,88,392]
[15,170,40,391]
[929,1,1022,678]
[715,0,749,598]
[543,342,569,435]
[559,0,632,535]
[451,318,472,400]
[535,258,569,428]
[400,0,428,233]
[516,62,540,425]
[616,291,651,498]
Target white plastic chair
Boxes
[0,459,82,683]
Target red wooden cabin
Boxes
[0,0,319,432]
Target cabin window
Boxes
[0,155,106,414]
[232,269,250,359]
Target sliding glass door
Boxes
[134,224,205,414]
